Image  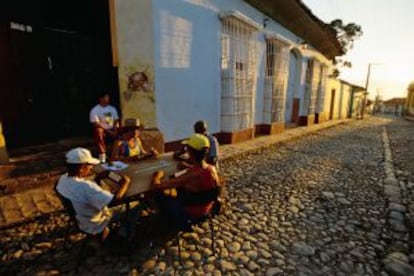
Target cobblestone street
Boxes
[1,117,413,275]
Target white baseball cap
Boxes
[66,148,100,165]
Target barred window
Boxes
[263,38,290,123]
[316,64,328,113]
[304,59,314,115]
[309,60,321,115]
[220,14,258,132]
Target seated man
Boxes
[152,134,221,225]
[90,93,120,163]
[173,120,220,169]
[194,120,220,167]
[111,124,158,162]
[56,147,139,241]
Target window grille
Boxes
[309,60,321,115]
[303,59,313,115]
[304,59,324,115]
[263,38,290,123]
[316,65,327,113]
[220,15,258,132]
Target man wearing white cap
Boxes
[56,147,132,240]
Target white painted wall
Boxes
[340,85,352,119]
[326,79,354,120]
[285,51,298,122]
[298,50,332,118]
[350,93,363,118]
[151,0,334,142]
[326,78,341,120]
[324,79,334,119]
[152,0,221,141]
[298,57,310,116]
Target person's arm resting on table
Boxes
[151,170,200,191]
[134,144,159,161]
[111,174,131,204]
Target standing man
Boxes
[194,121,219,167]
[90,93,120,163]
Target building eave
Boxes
[338,79,366,92]
[244,0,344,60]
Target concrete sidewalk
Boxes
[0,118,352,229]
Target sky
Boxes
[302,0,414,100]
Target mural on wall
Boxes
[127,70,150,92]
[119,65,156,127]
[123,68,152,101]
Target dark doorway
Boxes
[42,28,116,139]
[8,24,48,145]
[291,98,300,123]
[329,89,336,120]
[1,0,118,148]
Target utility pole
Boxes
[362,63,382,119]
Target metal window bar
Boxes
[322,66,327,111]
[317,65,327,113]
[263,39,289,123]
[303,59,312,115]
[220,17,257,132]
[309,60,320,115]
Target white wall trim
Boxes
[219,10,262,30]
[264,31,292,47]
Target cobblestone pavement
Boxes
[386,117,414,271]
[1,117,411,275]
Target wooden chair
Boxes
[54,185,103,272]
[176,188,222,266]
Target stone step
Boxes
[0,186,63,228]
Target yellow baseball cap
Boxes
[182,134,210,151]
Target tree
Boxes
[329,19,363,78]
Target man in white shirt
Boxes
[90,93,120,163]
[56,147,131,240]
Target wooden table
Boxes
[95,152,180,198]
[121,152,180,197]
[96,153,180,242]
